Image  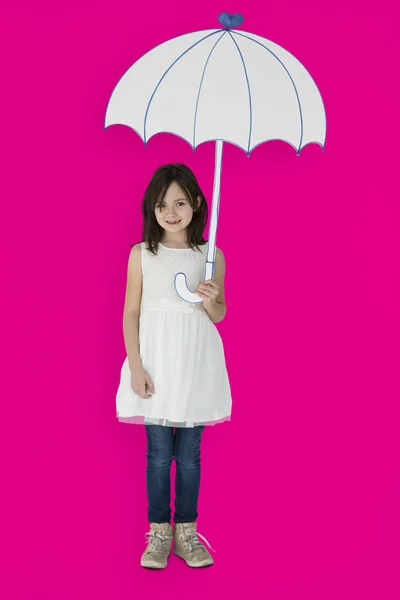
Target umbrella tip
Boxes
[218,12,244,30]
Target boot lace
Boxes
[179,528,216,555]
[144,530,173,554]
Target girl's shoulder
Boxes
[215,247,225,272]
[199,242,225,261]
[214,246,225,263]
[126,243,143,282]
[129,242,143,260]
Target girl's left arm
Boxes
[195,248,227,323]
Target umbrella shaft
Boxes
[207,140,223,267]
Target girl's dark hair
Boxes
[131,163,208,255]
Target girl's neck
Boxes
[161,234,190,249]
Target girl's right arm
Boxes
[122,243,155,398]
[123,244,143,370]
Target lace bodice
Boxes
[140,241,209,313]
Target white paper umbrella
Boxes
[105,12,327,303]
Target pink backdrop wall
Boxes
[2,1,399,598]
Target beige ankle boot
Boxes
[141,522,174,569]
[173,522,215,567]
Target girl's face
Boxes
[154,181,198,235]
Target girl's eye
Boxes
[157,201,185,210]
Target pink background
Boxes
[2,1,399,598]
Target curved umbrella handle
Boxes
[174,140,223,304]
[174,272,203,303]
[174,260,215,303]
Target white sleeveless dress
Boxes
[116,241,232,427]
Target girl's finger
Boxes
[195,291,206,298]
[197,287,212,296]
[146,378,155,393]
[198,283,218,293]
[199,284,218,294]
[199,290,216,300]
[202,280,218,289]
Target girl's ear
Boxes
[196,196,201,210]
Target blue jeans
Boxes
[145,424,205,524]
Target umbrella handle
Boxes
[174,140,223,304]
[174,272,203,304]
[174,261,215,304]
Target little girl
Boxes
[116,163,232,569]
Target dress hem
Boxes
[116,413,232,427]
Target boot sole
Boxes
[141,561,168,569]
[141,555,170,569]
[173,549,214,568]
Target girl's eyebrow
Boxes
[159,197,187,203]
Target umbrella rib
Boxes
[228,31,253,155]
[193,31,227,148]
[143,30,222,144]
[232,30,304,152]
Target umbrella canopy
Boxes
[105,14,326,303]
[105,25,326,154]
